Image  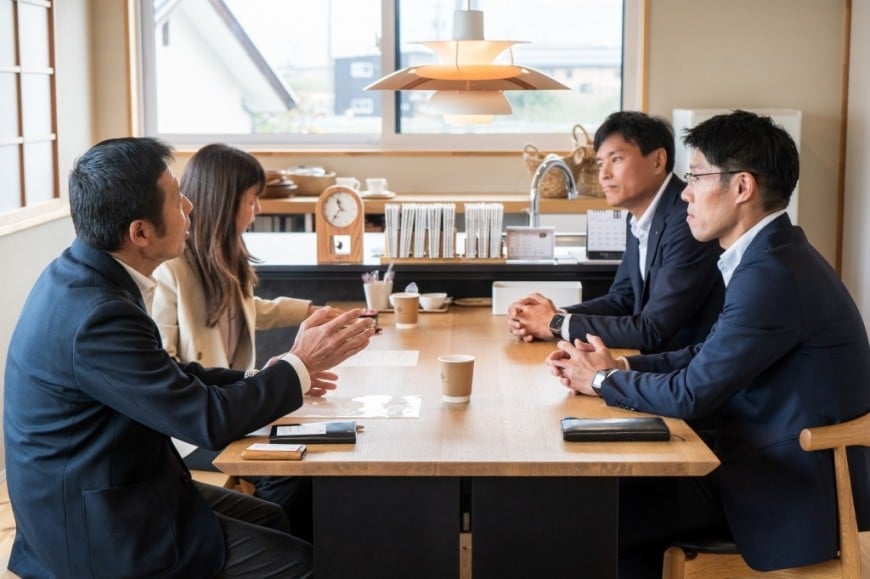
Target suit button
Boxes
[197,352,203,360]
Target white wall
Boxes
[842,0,870,333]
[645,0,846,266]
[0,0,90,470]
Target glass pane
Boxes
[21,73,52,137]
[0,72,19,139]
[23,140,54,204]
[397,0,623,135]
[0,144,22,212]
[18,3,50,70]
[152,0,381,136]
[0,0,16,67]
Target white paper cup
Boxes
[439,354,475,403]
[363,280,392,311]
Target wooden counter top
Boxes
[259,193,612,215]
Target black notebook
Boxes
[269,421,358,445]
[561,417,670,442]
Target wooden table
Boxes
[215,306,718,579]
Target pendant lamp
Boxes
[365,2,570,116]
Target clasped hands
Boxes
[545,334,623,396]
[506,293,559,342]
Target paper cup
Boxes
[439,354,475,403]
[391,292,419,328]
[363,280,393,311]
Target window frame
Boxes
[138,0,645,152]
[0,0,62,235]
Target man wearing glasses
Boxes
[547,110,870,577]
[507,111,724,353]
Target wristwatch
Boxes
[549,314,566,338]
[591,368,618,395]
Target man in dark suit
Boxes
[507,111,724,353]
[4,138,376,578]
[547,110,870,577]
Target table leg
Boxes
[313,477,461,579]
[471,477,618,579]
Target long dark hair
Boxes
[180,144,265,326]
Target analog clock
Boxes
[315,185,364,264]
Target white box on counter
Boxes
[491,281,582,316]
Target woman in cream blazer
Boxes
[154,254,311,371]
[152,144,317,540]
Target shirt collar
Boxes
[629,172,673,241]
[111,257,158,315]
[717,209,788,287]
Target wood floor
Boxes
[1,477,869,577]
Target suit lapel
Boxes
[70,238,148,313]
[640,178,681,295]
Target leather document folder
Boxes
[269,421,358,444]
[561,416,670,442]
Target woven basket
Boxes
[570,124,604,198]
[523,124,604,199]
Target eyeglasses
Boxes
[682,170,749,185]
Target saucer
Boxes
[361,190,396,199]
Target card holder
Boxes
[241,442,307,460]
[561,416,670,442]
[269,421,358,444]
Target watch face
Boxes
[322,191,359,227]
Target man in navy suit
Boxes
[507,111,724,353]
[4,138,376,578]
[547,110,870,577]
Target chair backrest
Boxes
[799,412,870,579]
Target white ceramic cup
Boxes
[335,177,361,190]
[366,177,388,194]
[419,292,447,311]
[363,280,392,311]
[439,354,475,403]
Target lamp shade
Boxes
[365,8,569,93]
[426,91,512,115]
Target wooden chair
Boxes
[662,412,870,579]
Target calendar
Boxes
[586,209,626,260]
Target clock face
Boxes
[321,191,360,227]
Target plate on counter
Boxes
[379,305,450,314]
[361,190,397,199]
[454,297,492,307]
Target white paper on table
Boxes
[337,349,419,367]
[293,394,423,419]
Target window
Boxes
[0,0,59,223]
[140,0,641,149]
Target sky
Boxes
[223,0,622,68]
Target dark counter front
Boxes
[245,233,620,363]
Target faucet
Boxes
[528,154,577,227]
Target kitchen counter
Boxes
[259,193,612,215]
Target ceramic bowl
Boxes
[419,292,448,311]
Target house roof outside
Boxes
[155,0,297,112]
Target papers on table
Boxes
[338,349,419,367]
[294,394,423,419]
